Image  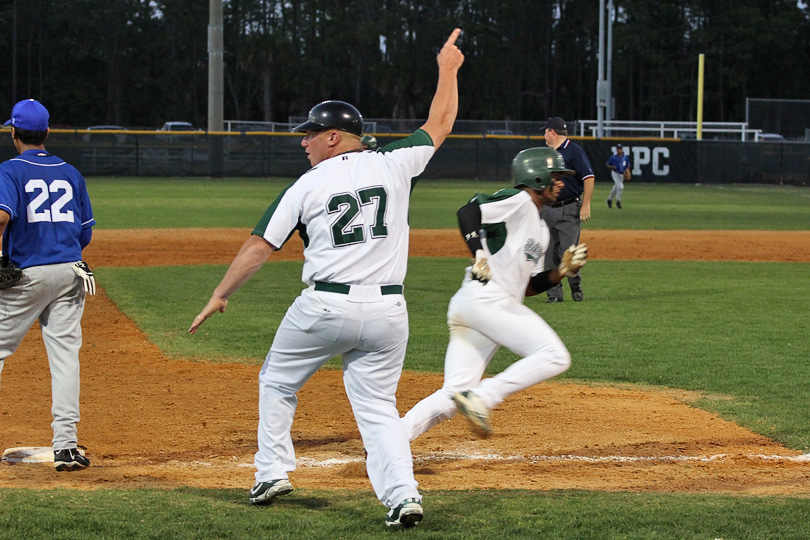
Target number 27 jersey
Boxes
[253,130,435,286]
[0,149,95,269]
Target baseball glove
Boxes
[0,264,23,290]
[623,168,632,181]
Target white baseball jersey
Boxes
[253,130,435,286]
[402,188,570,441]
[474,188,549,299]
[252,130,437,509]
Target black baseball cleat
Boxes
[54,447,90,471]
[616,200,622,209]
[571,288,584,302]
[545,297,563,303]
[606,199,612,208]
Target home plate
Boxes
[2,447,55,463]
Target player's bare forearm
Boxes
[420,28,464,149]
[0,209,9,236]
[189,235,275,334]
[215,235,275,298]
[582,176,595,205]
[581,176,595,222]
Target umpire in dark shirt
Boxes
[540,117,595,303]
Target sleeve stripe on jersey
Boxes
[252,180,298,242]
[474,188,522,204]
[376,129,433,153]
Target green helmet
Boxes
[511,147,573,190]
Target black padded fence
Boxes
[1,130,807,186]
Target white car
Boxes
[757,133,786,142]
[159,121,196,131]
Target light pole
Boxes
[596,0,607,138]
[606,0,614,129]
[208,0,224,132]
[208,0,224,177]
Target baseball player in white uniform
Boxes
[0,99,96,471]
[189,29,464,528]
[402,147,587,440]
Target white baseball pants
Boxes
[403,279,571,440]
[255,286,420,509]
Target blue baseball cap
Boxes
[4,99,50,131]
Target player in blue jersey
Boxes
[606,143,631,209]
[0,99,96,471]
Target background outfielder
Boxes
[606,143,631,209]
[402,147,587,439]
[0,99,96,471]
[189,29,464,528]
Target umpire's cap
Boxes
[511,147,573,191]
[542,116,568,133]
[293,100,363,137]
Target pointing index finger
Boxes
[444,28,461,47]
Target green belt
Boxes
[314,281,403,295]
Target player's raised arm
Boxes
[420,28,464,150]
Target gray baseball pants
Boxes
[0,262,85,450]
[540,201,582,300]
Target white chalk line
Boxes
[125,451,810,469]
[291,451,810,468]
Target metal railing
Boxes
[225,117,788,141]
[224,120,297,132]
[577,120,762,141]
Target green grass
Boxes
[1,488,809,540]
[86,177,810,230]
[97,258,810,450]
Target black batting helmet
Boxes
[293,100,363,136]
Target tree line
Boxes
[1,0,808,130]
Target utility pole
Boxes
[208,0,224,132]
[596,0,608,138]
[208,0,224,177]
[12,0,17,102]
[606,0,614,129]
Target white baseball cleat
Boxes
[249,479,293,505]
[385,498,423,528]
[452,390,492,437]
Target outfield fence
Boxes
[1,129,807,185]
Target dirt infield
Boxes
[83,228,810,265]
[2,229,810,494]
